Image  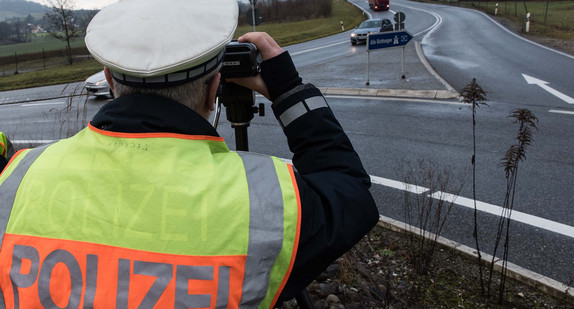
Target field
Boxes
[448,0,574,41]
[0,58,103,92]
[0,34,87,58]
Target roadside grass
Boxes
[0,58,103,92]
[0,0,365,91]
[234,0,366,46]
[432,0,574,41]
[1,55,79,77]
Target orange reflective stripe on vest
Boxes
[3,234,245,308]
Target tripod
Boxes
[218,82,264,151]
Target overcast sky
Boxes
[28,0,119,10]
[27,0,251,10]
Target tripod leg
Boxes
[295,289,314,309]
[234,126,249,151]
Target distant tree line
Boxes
[0,16,35,44]
[238,0,333,25]
[0,10,97,45]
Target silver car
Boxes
[350,19,393,45]
[84,70,113,99]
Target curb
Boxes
[377,215,574,303]
[414,41,459,94]
[0,94,84,106]
[318,87,460,99]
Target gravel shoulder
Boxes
[279,224,574,308]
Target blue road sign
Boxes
[367,31,414,51]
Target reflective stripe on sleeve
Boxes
[0,145,50,244]
[237,152,285,308]
[278,95,328,128]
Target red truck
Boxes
[368,0,390,11]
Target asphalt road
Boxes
[0,0,573,291]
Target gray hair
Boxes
[112,68,220,111]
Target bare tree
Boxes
[45,0,81,64]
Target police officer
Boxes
[0,0,378,307]
[0,131,13,172]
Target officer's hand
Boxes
[239,32,284,61]
[226,32,285,100]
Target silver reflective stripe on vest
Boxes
[0,145,50,244]
[237,152,285,308]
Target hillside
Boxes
[0,0,47,21]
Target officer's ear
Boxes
[207,73,221,112]
[104,67,115,93]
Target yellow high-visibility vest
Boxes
[0,132,9,159]
[0,124,301,308]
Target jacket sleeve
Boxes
[263,54,379,302]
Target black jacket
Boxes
[0,156,7,172]
[91,52,379,304]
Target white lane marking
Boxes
[349,0,372,19]
[371,175,574,239]
[549,110,574,115]
[12,140,55,145]
[21,101,66,107]
[416,11,442,37]
[290,41,349,56]
[389,2,443,37]
[431,192,574,239]
[0,120,54,125]
[371,176,429,194]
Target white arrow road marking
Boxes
[523,74,574,104]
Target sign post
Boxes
[248,0,262,31]
[366,30,414,84]
[394,11,405,31]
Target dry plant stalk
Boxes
[489,108,538,302]
[460,78,488,295]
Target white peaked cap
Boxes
[85,0,238,87]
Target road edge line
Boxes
[475,10,574,61]
[377,215,574,303]
[0,94,84,106]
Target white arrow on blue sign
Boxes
[367,30,414,51]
